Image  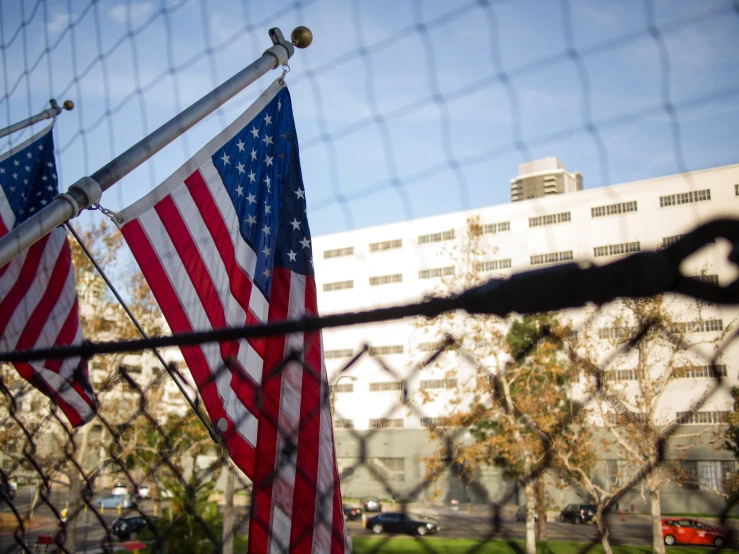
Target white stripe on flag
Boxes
[57,324,84,381]
[0,184,14,231]
[35,364,95,421]
[138,209,258,446]
[37,255,76,351]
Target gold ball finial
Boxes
[62,100,74,111]
[291,26,313,49]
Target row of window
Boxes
[332,379,457,394]
[591,201,638,218]
[604,364,728,382]
[659,189,711,207]
[593,241,640,258]
[598,319,724,340]
[337,413,733,430]
[323,187,725,259]
[677,411,729,425]
[531,250,573,266]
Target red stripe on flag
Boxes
[13,360,86,427]
[289,278,323,553]
[154,195,259,408]
[121,218,257,475]
[0,235,50,338]
[248,267,291,554]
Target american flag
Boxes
[0,125,95,427]
[117,79,349,553]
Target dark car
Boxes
[662,518,731,547]
[559,503,595,524]
[111,515,156,540]
[1,481,16,500]
[366,512,439,536]
[362,496,382,513]
[343,504,362,521]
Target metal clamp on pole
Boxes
[0,27,311,268]
[0,99,74,140]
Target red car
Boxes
[662,518,731,547]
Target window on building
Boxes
[477,259,512,272]
[659,189,711,207]
[674,364,728,379]
[528,212,571,227]
[593,241,641,258]
[418,266,455,279]
[334,419,354,429]
[323,280,354,292]
[420,416,453,428]
[598,326,639,340]
[692,274,719,286]
[605,369,638,381]
[673,319,724,333]
[369,457,406,482]
[330,383,354,393]
[680,460,735,492]
[591,201,638,218]
[418,230,455,245]
[369,418,404,429]
[606,459,631,486]
[369,239,402,252]
[369,381,404,392]
[676,411,729,425]
[324,349,354,360]
[420,378,457,390]
[735,184,739,196]
[482,221,511,234]
[369,273,403,286]
[418,341,445,352]
[368,345,404,356]
[122,364,142,375]
[662,234,685,248]
[530,251,573,266]
[323,246,354,259]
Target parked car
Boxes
[111,482,129,496]
[343,504,362,521]
[365,512,439,536]
[95,494,134,510]
[136,485,150,499]
[662,518,731,547]
[515,505,538,522]
[362,496,382,513]
[112,515,156,540]
[559,503,595,524]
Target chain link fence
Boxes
[1,0,739,553]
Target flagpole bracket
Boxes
[64,176,104,216]
[264,28,295,69]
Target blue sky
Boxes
[1,0,738,237]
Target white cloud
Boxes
[110,2,154,24]
[46,11,71,34]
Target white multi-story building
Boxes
[314,162,739,508]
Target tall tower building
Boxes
[510,156,583,202]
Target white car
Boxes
[112,482,129,496]
[137,485,150,498]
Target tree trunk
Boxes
[222,464,235,554]
[596,509,613,554]
[535,476,547,541]
[524,480,537,554]
[650,487,665,554]
[65,471,83,552]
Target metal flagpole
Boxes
[0,99,74,140]
[65,222,219,441]
[0,26,313,267]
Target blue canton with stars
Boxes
[0,128,58,226]
[212,88,313,299]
